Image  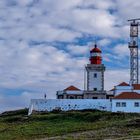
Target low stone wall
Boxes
[28,99,111,115]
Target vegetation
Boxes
[0,109,140,140]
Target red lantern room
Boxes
[90,44,102,64]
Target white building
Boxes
[112,92,140,113]
[28,44,140,115]
[110,82,140,96]
[113,82,132,96]
[57,85,83,99]
[28,91,140,115]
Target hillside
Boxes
[0,109,140,140]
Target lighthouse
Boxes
[57,43,107,100]
[86,44,105,91]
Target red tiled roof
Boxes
[113,92,140,99]
[117,82,130,86]
[64,85,80,91]
[132,84,140,90]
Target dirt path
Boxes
[37,127,135,140]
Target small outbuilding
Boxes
[56,85,83,99]
[112,92,140,113]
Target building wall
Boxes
[28,99,111,115]
[114,86,132,96]
[66,95,83,99]
[83,92,106,99]
[88,71,102,91]
[112,99,140,113]
[133,90,140,94]
[86,64,105,91]
[57,90,84,99]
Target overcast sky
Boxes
[0,0,140,112]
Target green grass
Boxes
[0,109,140,140]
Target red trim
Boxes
[90,57,102,64]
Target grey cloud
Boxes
[0,0,138,112]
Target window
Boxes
[134,102,139,107]
[69,96,74,99]
[58,95,63,99]
[116,102,126,107]
[94,88,97,91]
[77,96,82,99]
[116,102,120,107]
[122,102,126,107]
[93,97,98,99]
[94,73,97,78]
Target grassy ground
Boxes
[0,109,140,140]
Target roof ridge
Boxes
[64,85,80,91]
[114,92,140,99]
[117,82,130,86]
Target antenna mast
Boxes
[128,18,140,84]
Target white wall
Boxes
[133,90,140,94]
[112,99,140,113]
[115,86,132,90]
[65,91,83,94]
[57,90,83,95]
[88,71,102,90]
[114,86,132,96]
[28,99,111,115]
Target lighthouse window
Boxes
[93,97,97,99]
[94,88,97,91]
[94,73,97,78]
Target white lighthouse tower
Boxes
[86,44,105,91]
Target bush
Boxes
[1,108,28,117]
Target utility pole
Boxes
[128,18,140,84]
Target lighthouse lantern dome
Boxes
[89,44,102,65]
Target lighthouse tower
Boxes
[86,44,105,91]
